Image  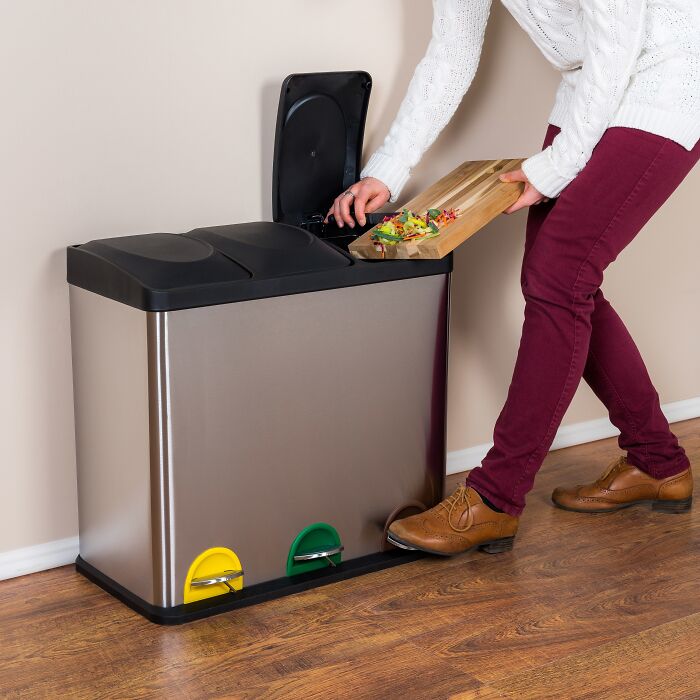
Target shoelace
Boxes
[596,455,627,485]
[437,485,475,533]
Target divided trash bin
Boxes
[67,71,452,623]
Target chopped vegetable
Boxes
[369,207,459,255]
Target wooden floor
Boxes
[2,419,699,699]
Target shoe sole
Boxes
[386,532,516,557]
[551,496,693,514]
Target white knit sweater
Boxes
[361,0,700,201]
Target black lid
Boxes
[67,221,450,312]
[66,71,451,313]
[67,233,251,310]
[272,71,371,225]
[188,222,350,277]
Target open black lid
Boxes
[67,70,451,313]
[272,71,371,225]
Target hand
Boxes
[499,169,550,214]
[324,177,391,229]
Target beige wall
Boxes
[1,1,698,554]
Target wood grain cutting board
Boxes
[348,158,525,260]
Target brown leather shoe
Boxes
[386,485,519,556]
[552,455,693,513]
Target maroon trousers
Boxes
[466,124,700,517]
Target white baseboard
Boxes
[0,536,79,582]
[1,397,698,581]
[447,395,700,476]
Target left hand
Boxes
[499,169,550,214]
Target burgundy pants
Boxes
[466,123,700,517]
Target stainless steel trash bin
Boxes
[68,71,452,623]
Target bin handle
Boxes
[293,545,344,566]
[190,569,244,592]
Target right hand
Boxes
[324,177,391,229]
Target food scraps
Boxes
[370,208,459,254]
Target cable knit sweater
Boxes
[361,0,700,201]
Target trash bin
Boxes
[68,71,452,624]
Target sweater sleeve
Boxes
[521,0,647,198]
[360,0,493,202]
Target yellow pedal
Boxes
[183,547,244,603]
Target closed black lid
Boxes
[75,233,249,288]
[67,233,251,310]
[67,223,352,311]
[188,222,350,277]
[272,71,371,225]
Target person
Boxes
[326,0,700,555]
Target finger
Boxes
[503,189,540,214]
[505,193,538,214]
[324,206,334,224]
[338,192,356,228]
[362,191,390,222]
[364,192,386,216]
[499,168,527,183]
[333,198,344,227]
[366,186,390,213]
[503,197,524,215]
[353,190,370,227]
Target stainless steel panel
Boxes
[162,275,449,604]
[69,286,155,603]
[72,273,449,609]
[147,312,176,607]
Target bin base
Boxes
[75,550,424,625]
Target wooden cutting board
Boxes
[348,158,525,260]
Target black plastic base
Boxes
[75,549,424,625]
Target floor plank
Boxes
[452,612,700,700]
[1,418,697,698]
